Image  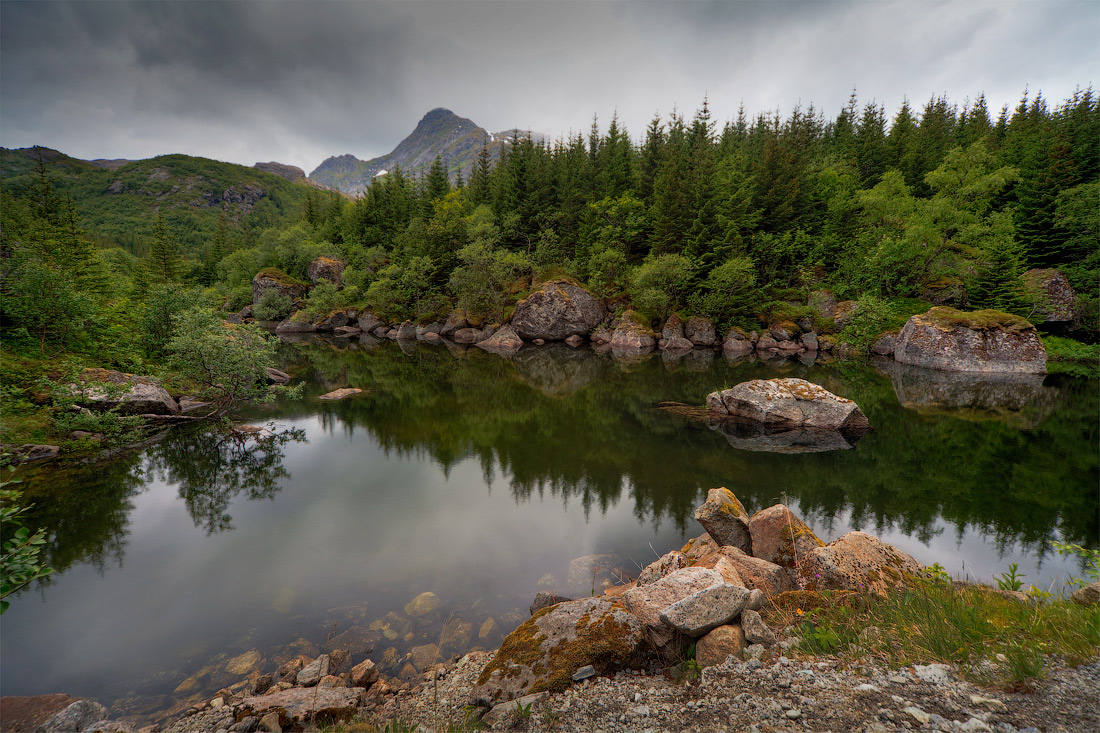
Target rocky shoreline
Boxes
[10,485,1097,733]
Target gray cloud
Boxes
[2,0,1096,172]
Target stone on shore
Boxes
[75,368,179,416]
[1071,581,1100,607]
[529,591,573,616]
[475,324,524,355]
[893,307,1046,374]
[471,597,647,705]
[0,694,79,733]
[350,659,379,688]
[511,280,605,341]
[748,504,825,570]
[609,311,656,352]
[685,317,716,346]
[800,531,922,594]
[693,487,753,554]
[740,609,776,646]
[296,654,330,687]
[658,583,750,637]
[706,378,870,434]
[621,567,723,649]
[695,624,747,667]
[237,687,360,730]
[636,551,689,586]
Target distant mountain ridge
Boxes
[309,108,544,196]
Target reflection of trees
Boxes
[145,425,307,534]
[19,455,147,575]
[285,338,1099,553]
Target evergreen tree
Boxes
[145,213,184,286]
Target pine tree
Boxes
[145,213,184,285]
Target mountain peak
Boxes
[420,107,458,124]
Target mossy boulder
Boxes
[799,531,922,594]
[1021,268,1076,322]
[511,279,605,341]
[748,504,825,571]
[693,487,752,554]
[894,307,1046,374]
[471,597,647,705]
[307,256,345,288]
[609,310,656,352]
[252,267,309,305]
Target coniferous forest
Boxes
[1,88,1098,442]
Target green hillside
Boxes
[0,147,339,254]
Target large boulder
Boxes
[684,317,716,346]
[662,314,685,341]
[609,311,656,352]
[1021,268,1076,322]
[693,488,752,554]
[252,267,309,305]
[470,597,647,705]
[748,504,825,571]
[893,307,1046,374]
[74,368,178,416]
[688,545,795,598]
[705,378,870,434]
[800,531,922,594]
[511,280,605,341]
[307,257,345,288]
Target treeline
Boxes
[233,88,1099,335]
[2,88,1098,369]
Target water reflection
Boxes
[144,425,307,533]
[706,417,864,453]
[874,358,1057,429]
[2,340,1096,728]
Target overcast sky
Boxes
[2,0,1097,174]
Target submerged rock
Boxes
[318,388,361,400]
[893,307,1046,374]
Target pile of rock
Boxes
[468,487,923,710]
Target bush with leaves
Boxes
[1,486,54,613]
[630,253,696,322]
[252,289,294,322]
[140,284,212,358]
[838,294,895,349]
[168,307,293,417]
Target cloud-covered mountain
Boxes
[309,108,542,195]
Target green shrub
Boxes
[253,289,294,321]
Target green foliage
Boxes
[995,563,1025,591]
[691,255,758,325]
[1051,541,1100,588]
[630,253,695,322]
[1,486,55,614]
[253,289,295,322]
[140,284,213,358]
[838,294,894,348]
[167,307,284,416]
[449,242,532,321]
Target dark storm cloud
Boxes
[1,1,1097,172]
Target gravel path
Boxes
[367,651,1100,733]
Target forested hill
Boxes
[308,108,536,195]
[0,146,340,254]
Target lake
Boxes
[2,336,1097,726]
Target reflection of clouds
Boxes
[797,503,1081,591]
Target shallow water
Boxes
[2,338,1096,725]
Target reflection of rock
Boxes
[876,359,1054,428]
[513,345,601,396]
[707,417,863,453]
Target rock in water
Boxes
[609,311,657,352]
[318,388,362,400]
[471,597,646,705]
[693,488,753,553]
[511,280,605,341]
[893,307,1046,374]
[706,378,870,434]
[476,324,524,355]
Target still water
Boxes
[2,337,1097,725]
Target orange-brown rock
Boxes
[800,531,922,594]
[748,504,825,570]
